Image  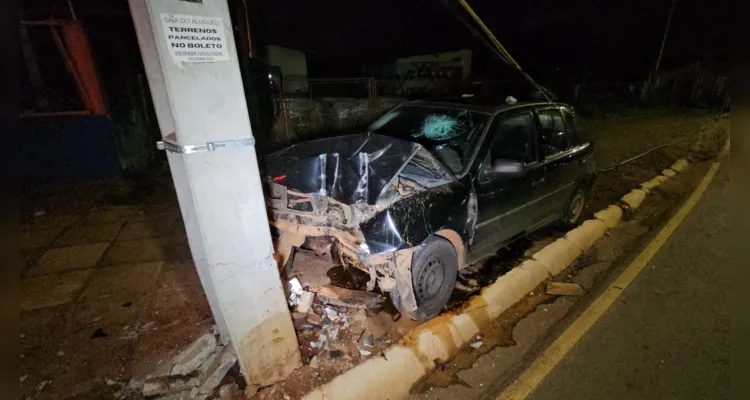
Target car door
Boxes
[469,110,543,262]
[534,107,585,221]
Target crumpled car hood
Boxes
[265,133,424,205]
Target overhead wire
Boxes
[453,0,554,102]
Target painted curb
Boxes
[662,168,677,178]
[473,260,551,319]
[564,219,608,252]
[532,239,583,276]
[301,158,692,400]
[670,158,689,172]
[593,205,623,228]
[621,188,647,209]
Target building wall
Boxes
[395,49,472,94]
[266,45,308,94]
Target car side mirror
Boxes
[483,159,525,180]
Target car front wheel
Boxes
[391,236,458,321]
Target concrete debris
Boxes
[470,340,483,349]
[306,312,323,326]
[169,333,218,376]
[37,380,51,391]
[142,376,201,397]
[105,378,117,386]
[20,374,27,382]
[324,306,340,322]
[286,277,304,307]
[316,285,385,309]
[454,281,476,292]
[197,347,238,395]
[56,350,65,356]
[364,314,388,339]
[296,291,315,313]
[546,281,585,296]
[308,355,321,369]
[33,210,46,217]
[218,383,239,400]
[329,328,340,341]
[310,333,328,349]
[359,349,372,357]
[142,378,169,396]
[244,384,260,399]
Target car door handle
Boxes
[532,178,545,188]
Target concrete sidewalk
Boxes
[20,204,213,400]
[525,161,730,399]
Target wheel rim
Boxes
[568,192,585,224]
[416,257,446,301]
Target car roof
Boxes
[404,97,568,114]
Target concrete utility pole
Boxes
[128,0,301,386]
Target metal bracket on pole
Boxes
[156,137,255,154]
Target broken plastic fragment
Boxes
[286,278,303,307]
[325,307,340,322]
[296,291,314,313]
[470,341,483,349]
[361,334,374,348]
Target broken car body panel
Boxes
[265,100,595,320]
[265,133,476,314]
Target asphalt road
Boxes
[524,160,730,400]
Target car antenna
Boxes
[453,0,554,102]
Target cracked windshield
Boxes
[369,105,489,174]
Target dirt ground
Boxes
[18,111,728,400]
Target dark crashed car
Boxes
[265,99,595,321]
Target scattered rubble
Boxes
[197,347,238,395]
[133,332,238,400]
[37,380,51,391]
[243,384,259,399]
[546,281,586,296]
[218,383,239,400]
[315,286,384,309]
[306,312,323,326]
[286,278,304,307]
[169,333,217,376]
[296,291,315,313]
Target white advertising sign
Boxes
[161,13,230,63]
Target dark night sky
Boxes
[256,0,729,82]
[23,0,729,84]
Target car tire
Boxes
[558,185,587,229]
[391,236,458,321]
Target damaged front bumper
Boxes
[267,182,419,313]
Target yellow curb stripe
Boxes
[497,154,726,400]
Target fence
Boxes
[269,78,405,149]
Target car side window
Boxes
[537,109,569,157]
[488,112,536,164]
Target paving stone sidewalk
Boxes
[20,205,213,400]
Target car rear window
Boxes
[563,109,589,146]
